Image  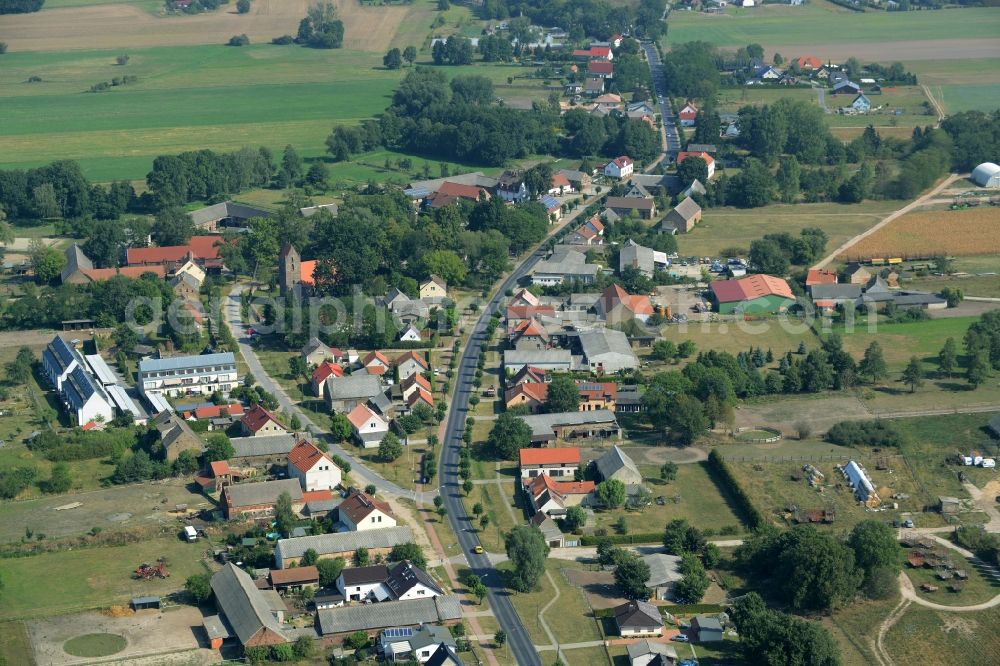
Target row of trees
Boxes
[478,0,666,42]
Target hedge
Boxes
[579,532,662,547]
[706,449,765,530]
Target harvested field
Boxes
[0,0,408,53]
[840,208,1000,261]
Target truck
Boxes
[184,525,198,542]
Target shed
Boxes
[691,615,723,642]
[131,596,161,611]
[939,496,961,516]
[202,614,231,649]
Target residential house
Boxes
[153,410,203,461]
[682,178,707,199]
[565,217,605,245]
[595,445,643,486]
[325,375,383,412]
[755,65,783,80]
[316,596,462,637]
[396,351,429,381]
[604,156,635,180]
[503,349,573,373]
[627,640,678,666]
[594,284,654,323]
[496,171,529,203]
[274,526,414,568]
[138,352,238,398]
[613,601,664,637]
[626,101,658,120]
[520,410,621,445]
[643,553,683,601]
[795,55,822,70]
[577,381,618,411]
[419,275,448,301]
[427,181,489,208]
[511,319,551,351]
[311,361,344,397]
[505,305,556,333]
[583,76,605,96]
[399,325,422,343]
[241,404,288,438]
[678,101,699,127]
[42,336,115,426]
[676,151,716,179]
[380,624,456,663]
[549,173,573,195]
[556,169,591,192]
[210,563,288,648]
[710,275,796,314]
[844,263,872,285]
[806,269,838,287]
[850,93,872,112]
[223,478,305,519]
[604,196,656,220]
[832,80,861,95]
[337,565,393,602]
[578,328,639,373]
[170,272,201,301]
[661,196,703,234]
[589,60,613,79]
[525,473,595,518]
[507,365,548,388]
[347,404,390,449]
[505,382,549,413]
[519,447,581,479]
[619,240,668,277]
[339,488,397,531]
[362,351,392,377]
[691,616,724,642]
[301,337,333,366]
[406,387,434,412]
[530,247,600,286]
[287,439,341,491]
[529,512,565,549]
[400,373,432,402]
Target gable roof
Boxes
[339,488,394,524]
[62,244,93,282]
[363,350,391,368]
[425,644,464,666]
[519,447,581,467]
[302,337,330,357]
[513,318,550,341]
[608,156,633,169]
[287,439,332,474]
[396,350,429,370]
[317,596,461,635]
[341,564,390,586]
[127,235,223,265]
[406,387,435,409]
[346,403,385,430]
[241,404,285,434]
[806,269,838,286]
[670,196,702,222]
[796,55,822,69]
[506,381,549,405]
[676,151,715,167]
[595,445,641,482]
[526,474,595,499]
[326,374,382,402]
[312,361,344,385]
[401,372,432,392]
[421,274,447,290]
[589,61,613,75]
[270,565,319,586]
[225,478,304,509]
[231,434,298,459]
[276,526,413,562]
[614,600,663,629]
[710,274,795,303]
[385,560,445,598]
[598,284,654,315]
[211,563,288,645]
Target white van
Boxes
[184,525,198,542]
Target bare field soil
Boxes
[1,0,408,52]
[841,207,1000,261]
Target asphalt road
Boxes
[642,42,682,159]
[440,248,547,666]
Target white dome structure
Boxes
[972,162,1000,188]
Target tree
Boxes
[378,432,403,462]
[749,238,789,275]
[45,462,72,494]
[317,557,345,587]
[613,553,652,601]
[901,356,925,393]
[677,340,696,358]
[597,479,626,509]
[275,491,296,537]
[651,340,677,361]
[236,0,250,12]
[730,592,842,666]
[403,46,417,66]
[667,394,709,445]
[112,323,138,353]
[355,547,369,566]
[301,548,319,566]
[938,337,957,377]
[281,144,303,184]
[564,505,586,531]
[29,240,65,284]
[462,479,474,496]
[306,161,329,188]
[421,249,468,286]
[848,520,902,598]
[185,573,212,603]
[487,413,531,460]
[204,433,234,462]
[298,1,344,49]
[967,350,990,388]
[383,47,402,70]
[505,525,549,592]
[774,525,862,612]
[389,542,427,569]
[859,341,888,383]
[663,518,706,555]
[776,155,801,203]
[173,450,198,476]
[494,629,507,647]
[545,375,580,413]
[676,156,708,186]
[675,552,710,602]
[152,207,194,246]
[228,34,250,47]
[659,462,678,483]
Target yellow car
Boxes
[472,545,484,555]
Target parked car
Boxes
[671,634,689,643]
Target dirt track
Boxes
[0,0,407,52]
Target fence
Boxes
[721,454,853,464]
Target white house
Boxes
[399,325,422,343]
[395,351,429,382]
[604,156,634,180]
[850,93,872,112]
[519,447,581,479]
[338,489,397,531]
[63,365,115,426]
[138,352,238,398]
[385,560,445,600]
[337,565,394,602]
[287,439,341,491]
[346,404,389,448]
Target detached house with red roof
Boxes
[362,351,392,377]
[311,361,344,397]
[512,319,551,351]
[400,373,432,402]
[604,156,634,180]
[519,447,581,479]
[505,382,549,413]
[347,403,389,448]
[796,55,823,71]
[593,284,654,323]
[589,60,614,79]
[678,101,699,126]
[395,351,429,381]
[287,439,341,491]
[525,474,596,518]
[676,151,715,179]
[338,488,397,531]
[710,275,796,314]
[241,404,288,438]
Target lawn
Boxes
[63,633,127,658]
[905,561,1000,607]
[665,3,1000,48]
[883,605,1000,666]
[680,200,900,260]
[0,536,209,620]
[462,479,522,553]
[650,316,817,361]
[0,620,34,666]
[824,596,897,666]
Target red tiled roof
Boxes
[806,269,838,286]
[437,181,485,200]
[507,382,549,406]
[287,439,330,474]
[303,489,334,503]
[796,55,822,69]
[600,284,654,315]
[311,362,344,385]
[407,387,434,408]
[551,174,570,188]
[609,156,633,169]
[511,289,540,306]
[339,488,394,524]
[506,305,556,321]
[301,260,317,286]
[676,151,715,167]
[210,460,231,477]
[190,404,245,420]
[240,404,285,433]
[514,318,549,340]
[519,447,581,466]
[578,381,617,402]
[82,266,168,281]
[589,61,613,75]
[127,235,223,265]
[710,274,795,303]
[346,403,382,430]
[590,46,612,58]
[396,350,428,370]
[270,565,319,585]
[363,351,391,368]
[402,372,432,392]
[527,474,595,498]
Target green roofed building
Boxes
[710,275,796,314]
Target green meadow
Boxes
[665,4,1000,48]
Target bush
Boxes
[228,34,250,46]
[579,533,662,547]
[236,0,250,12]
[825,420,903,448]
[271,34,295,45]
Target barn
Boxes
[972,162,1000,188]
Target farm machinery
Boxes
[133,558,170,580]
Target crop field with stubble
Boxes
[840,207,1000,261]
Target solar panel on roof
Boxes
[384,627,413,638]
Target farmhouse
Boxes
[230,434,298,465]
[503,349,573,373]
[287,439,341,491]
[338,488,397,531]
[274,526,414,568]
[210,563,288,648]
[613,601,664,637]
[153,410,202,462]
[337,561,443,603]
[710,275,796,314]
[661,196,702,234]
[604,196,657,220]
[325,375,383,412]
[525,473,595,518]
[520,410,621,445]
[519,447,580,479]
[593,284,654,323]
